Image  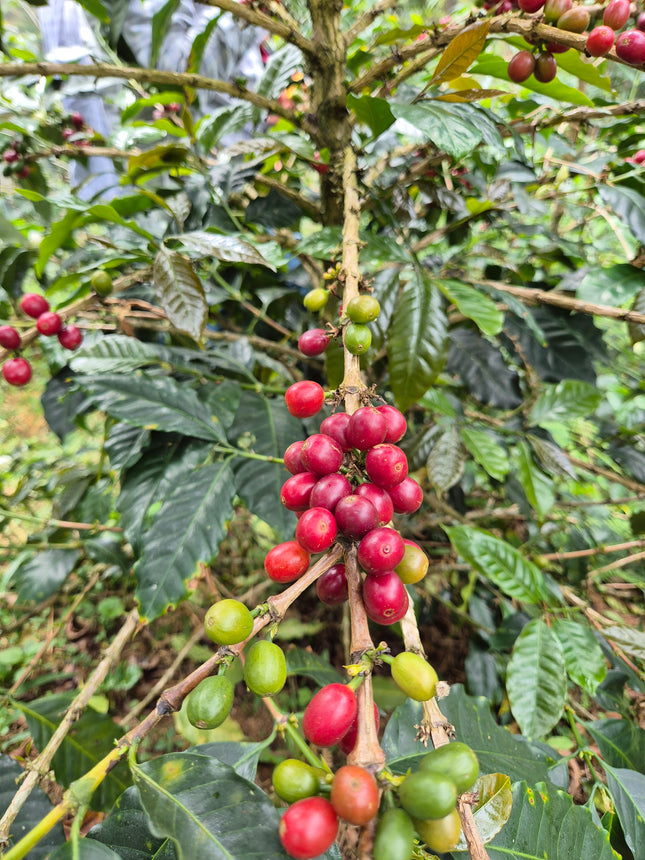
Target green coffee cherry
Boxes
[346,295,380,323]
[391,652,438,701]
[186,675,234,730]
[344,323,372,355]
[243,640,287,696]
[303,288,329,312]
[204,599,253,646]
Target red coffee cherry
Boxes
[298,328,330,357]
[363,571,409,625]
[319,412,352,451]
[309,472,353,512]
[303,683,358,746]
[284,440,307,475]
[365,444,408,489]
[637,12,645,31]
[264,540,310,582]
[615,29,645,64]
[357,527,406,575]
[20,293,49,319]
[2,356,32,386]
[316,563,348,605]
[353,483,393,525]
[301,434,344,477]
[285,381,325,418]
[507,50,535,82]
[330,766,379,826]
[518,0,545,11]
[295,506,338,554]
[0,325,21,350]
[604,0,630,30]
[338,702,380,755]
[376,404,407,443]
[70,111,84,129]
[346,406,387,450]
[57,324,83,350]
[388,477,423,514]
[335,494,379,539]
[533,51,557,83]
[586,25,616,56]
[36,311,63,336]
[281,472,317,511]
[279,797,338,860]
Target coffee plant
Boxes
[0,0,644,858]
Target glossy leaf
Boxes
[134,462,236,620]
[429,20,490,86]
[170,231,277,270]
[347,93,395,137]
[598,185,645,245]
[516,440,555,517]
[454,773,512,850]
[153,246,207,341]
[390,102,483,159]
[286,646,344,687]
[0,755,65,858]
[460,426,509,481]
[604,765,645,856]
[576,264,645,308]
[447,327,522,408]
[49,841,122,859]
[427,425,465,494]
[600,625,645,661]
[584,720,645,774]
[444,525,555,605]
[552,618,607,694]
[104,423,150,473]
[528,435,576,479]
[18,694,131,810]
[88,785,176,859]
[70,336,182,375]
[528,380,602,427]
[436,278,504,336]
[507,618,567,738]
[10,549,80,603]
[387,269,448,410]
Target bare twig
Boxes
[344,0,401,47]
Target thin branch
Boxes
[540,539,645,562]
[344,0,401,47]
[339,145,364,413]
[510,99,645,134]
[0,63,319,141]
[254,172,322,220]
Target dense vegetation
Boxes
[0,0,644,858]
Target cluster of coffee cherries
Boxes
[2,137,31,180]
[586,0,645,59]
[300,283,381,359]
[151,102,183,121]
[0,293,83,387]
[61,111,94,145]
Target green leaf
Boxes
[556,48,611,91]
[390,102,482,159]
[130,752,295,860]
[516,440,555,517]
[17,694,131,810]
[454,773,512,851]
[153,247,207,341]
[576,264,645,308]
[604,765,645,857]
[584,720,645,774]
[254,43,302,122]
[231,393,303,538]
[598,185,645,245]
[70,336,181,375]
[528,380,602,427]
[429,20,490,86]
[150,0,180,65]
[134,462,236,620]
[527,435,576,479]
[346,93,395,137]
[190,741,273,783]
[628,286,645,345]
[600,625,645,661]
[88,786,177,860]
[10,549,80,603]
[170,231,277,270]
[49,841,122,859]
[551,618,607,695]
[436,279,504,336]
[75,374,225,442]
[387,269,448,410]
[0,755,65,858]
[444,525,555,605]
[459,780,620,859]
[460,426,509,481]
[507,618,567,738]
[426,425,465,494]
[382,691,569,788]
[285,647,344,687]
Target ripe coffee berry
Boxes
[58,325,83,350]
[284,440,307,475]
[637,12,645,32]
[298,328,330,356]
[264,540,310,582]
[355,483,394,525]
[2,356,32,386]
[0,325,21,350]
[615,29,645,64]
[518,0,545,11]
[316,563,348,605]
[330,766,379,825]
[335,494,379,539]
[365,444,408,489]
[281,472,317,511]
[604,0,630,30]
[363,571,409,625]
[301,434,343,477]
[586,25,616,56]
[533,51,557,83]
[357,527,405,575]
[346,406,387,450]
[309,472,352,512]
[20,293,49,318]
[303,683,357,746]
[285,381,325,418]
[279,797,338,860]
[376,404,407,443]
[507,50,535,83]
[320,412,352,451]
[295,506,338,553]
[388,476,423,514]
[36,311,63,336]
